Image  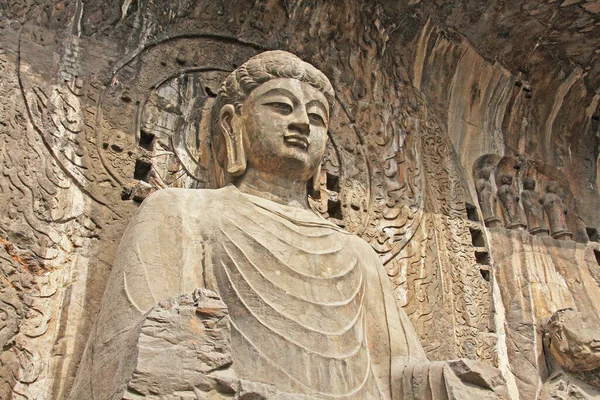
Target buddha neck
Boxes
[235,167,310,209]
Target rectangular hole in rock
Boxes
[134,159,152,181]
[139,130,155,151]
[465,202,479,222]
[326,173,340,192]
[475,250,490,266]
[469,227,485,248]
[327,199,343,220]
[594,249,600,267]
[586,227,599,243]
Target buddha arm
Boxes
[391,357,509,400]
[366,243,508,399]
[69,189,210,400]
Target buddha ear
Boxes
[308,162,322,199]
[219,104,246,176]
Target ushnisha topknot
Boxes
[214,50,335,112]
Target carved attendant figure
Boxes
[541,309,600,399]
[70,51,507,399]
[476,169,501,227]
[542,181,572,240]
[497,174,526,230]
[521,177,549,235]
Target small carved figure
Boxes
[542,181,572,240]
[476,169,501,227]
[497,174,526,230]
[540,309,600,399]
[521,177,549,235]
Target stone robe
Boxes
[69,186,506,399]
[476,178,497,222]
[498,184,524,228]
[542,192,569,236]
[521,189,548,234]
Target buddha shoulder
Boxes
[137,187,224,220]
[342,233,385,267]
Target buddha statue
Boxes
[521,177,549,236]
[542,181,572,240]
[497,174,526,230]
[69,51,507,399]
[476,169,501,227]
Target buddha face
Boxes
[231,78,329,182]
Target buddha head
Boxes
[523,177,536,191]
[500,174,513,186]
[544,309,600,373]
[546,181,558,194]
[480,169,491,181]
[211,51,335,188]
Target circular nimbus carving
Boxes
[95,36,373,233]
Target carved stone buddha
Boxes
[476,169,501,227]
[497,174,526,230]
[69,51,507,399]
[521,177,549,236]
[542,181,572,240]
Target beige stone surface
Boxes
[539,309,600,399]
[68,51,508,399]
[1,1,598,399]
[490,229,600,399]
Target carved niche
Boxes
[472,155,588,242]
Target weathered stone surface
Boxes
[68,51,508,399]
[539,309,600,399]
[0,0,598,399]
[490,230,600,399]
[124,289,234,399]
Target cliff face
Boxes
[0,1,598,399]
[410,0,600,231]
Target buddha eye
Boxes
[309,113,326,127]
[265,102,293,115]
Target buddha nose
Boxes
[289,109,310,136]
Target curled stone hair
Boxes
[211,50,335,168]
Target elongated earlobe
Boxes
[308,163,322,199]
[219,104,246,176]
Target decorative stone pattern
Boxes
[0,0,598,399]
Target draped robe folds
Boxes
[542,193,569,236]
[476,179,497,221]
[521,190,547,233]
[69,186,506,400]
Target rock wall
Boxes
[0,1,598,399]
